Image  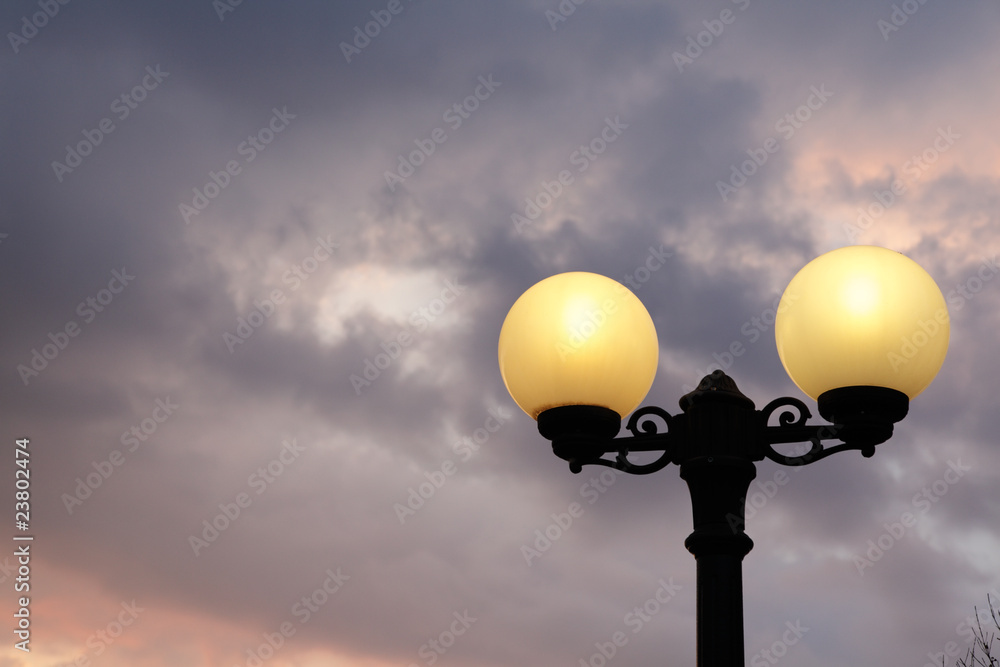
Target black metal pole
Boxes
[677,374,759,667]
[682,457,755,667]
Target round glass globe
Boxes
[498,272,659,419]
[775,245,949,400]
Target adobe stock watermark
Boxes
[553,238,675,352]
[853,458,971,576]
[406,610,477,667]
[13,544,30,653]
[521,467,625,566]
[394,406,513,524]
[723,435,837,534]
[749,620,810,667]
[843,126,960,241]
[544,0,591,31]
[384,74,501,192]
[59,600,145,666]
[213,0,246,21]
[349,277,467,395]
[672,0,751,72]
[888,308,950,372]
[547,238,673,359]
[682,291,799,394]
[340,0,418,63]
[222,235,339,352]
[188,438,306,556]
[231,566,350,667]
[556,297,620,361]
[179,106,296,224]
[945,255,1000,312]
[888,255,998,371]
[726,469,791,533]
[620,244,674,292]
[7,0,72,54]
[579,578,682,667]
[512,116,628,233]
[17,267,135,386]
[90,602,145,657]
[717,84,833,202]
[877,0,932,40]
[61,397,179,515]
[52,65,170,182]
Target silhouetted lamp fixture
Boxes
[498,245,949,667]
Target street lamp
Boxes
[497,245,950,667]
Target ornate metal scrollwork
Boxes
[626,405,673,437]
[552,378,890,475]
[559,406,678,474]
[588,406,678,475]
[759,396,812,428]
[757,396,821,465]
[757,397,874,465]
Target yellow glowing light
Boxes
[498,272,659,419]
[842,275,880,317]
[775,245,949,399]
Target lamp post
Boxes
[497,245,950,667]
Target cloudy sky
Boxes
[2,0,1000,665]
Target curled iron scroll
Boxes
[759,396,812,428]
[758,398,868,465]
[625,405,673,437]
[599,406,676,475]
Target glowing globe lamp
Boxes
[498,272,658,439]
[775,245,949,427]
